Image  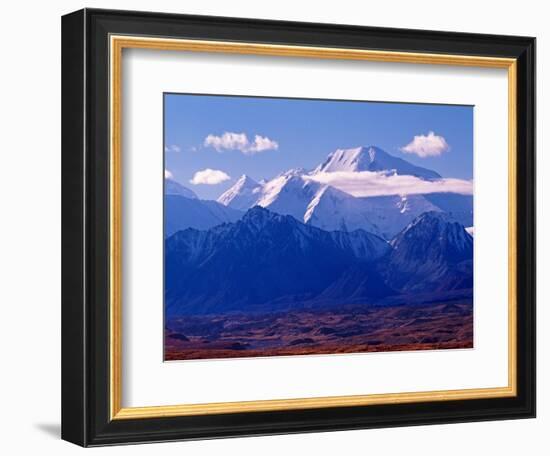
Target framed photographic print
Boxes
[61,8,536,447]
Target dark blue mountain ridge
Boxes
[309,211,474,307]
[165,206,391,316]
[381,211,474,293]
[165,207,473,316]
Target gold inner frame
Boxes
[109,35,518,420]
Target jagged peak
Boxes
[235,174,259,188]
[217,174,262,208]
[240,206,293,230]
[242,205,276,221]
[327,145,385,161]
[392,211,471,247]
[408,210,457,227]
[314,145,389,174]
[315,145,441,179]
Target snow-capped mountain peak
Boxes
[236,174,259,189]
[304,185,360,226]
[217,174,262,210]
[255,173,320,221]
[313,145,441,179]
[313,146,370,173]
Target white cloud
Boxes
[164,169,173,179]
[203,131,278,155]
[304,171,473,198]
[189,168,231,185]
[164,144,181,153]
[248,135,279,153]
[204,132,248,151]
[400,131,450,157]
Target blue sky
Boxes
[164,94,473,200]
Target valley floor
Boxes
[164,299,473,361]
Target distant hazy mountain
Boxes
[215,146,471,239]
[165,178,198,199]
[165,206,391,315]
[164,178,243,236]
[165,195,243,237]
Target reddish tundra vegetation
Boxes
[165,300,473,361]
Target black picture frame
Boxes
[62,8,536,447]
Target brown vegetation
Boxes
[165,300,473,361]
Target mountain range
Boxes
[165,207,473,316]
[164,145,473,316]
[214,146,473,239]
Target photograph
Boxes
[163,94,475,361]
